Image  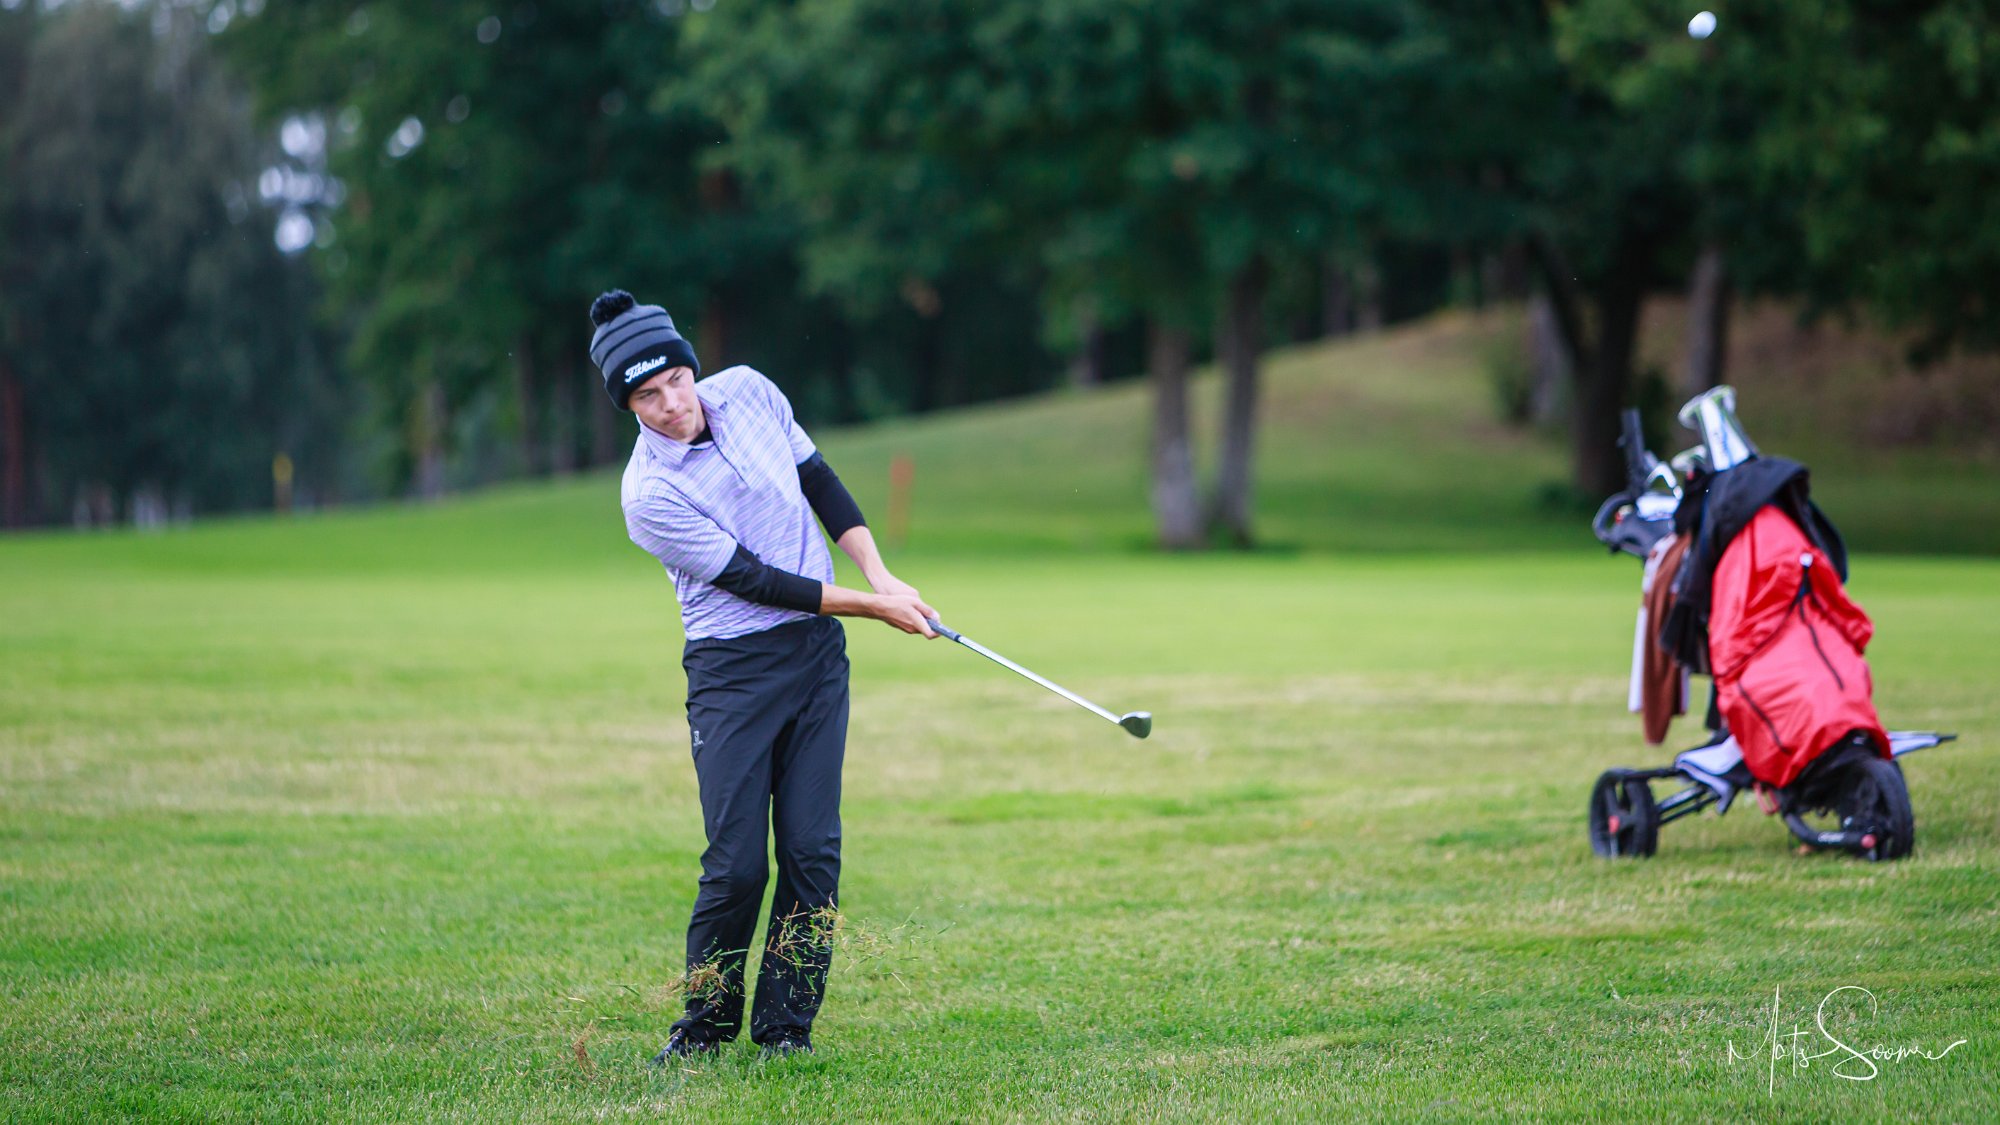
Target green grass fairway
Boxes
[4,316,1996,1120]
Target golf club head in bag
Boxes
[1677,386,1758,472]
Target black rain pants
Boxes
[671,614,849,1045]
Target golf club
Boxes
[925,619,1152,739]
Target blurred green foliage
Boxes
[219,0,1067,494]
[2,0,1995,528]
[0,2,339,526]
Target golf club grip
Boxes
[926,619,962,642]
[1619,408,1647,491]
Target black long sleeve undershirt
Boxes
[710,544,824,613]
[706,454,868,613]
[796,452,866,541]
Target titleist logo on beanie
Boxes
[623,355,670,384]
[587,289,701,411]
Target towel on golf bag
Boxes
[1709,506,1887,787]
[1640,532,1691,745]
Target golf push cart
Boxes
[1585,387,1954,862]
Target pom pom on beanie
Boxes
[589,289,636,327]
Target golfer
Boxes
[587,289,938,1062]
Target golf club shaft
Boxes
[927,620,1124,726]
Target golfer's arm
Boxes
[833,526,898,591]
[710,544,892,621]
[797,454,901,590]
[816,582,893,621]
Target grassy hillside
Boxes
[3,313,1996,1120]
[8,307,1997,576]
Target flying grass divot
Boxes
[926,619,1152,738]
[652,907,944,1013]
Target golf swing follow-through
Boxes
[588,288,1151,1067]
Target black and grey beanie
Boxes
[587,289,702,410]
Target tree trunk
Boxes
[1479,252,1503,309]
[1147,320,1201,550]
[0,355,26,528]
[701,288,731,371]
[73,484,114,528]
[1355,255,1384,333]
[1527,289,1571,426]
[547,356,576,476]
[1067,298,1107,388]
[131,483,167,529]
[587,353,619,466]
[1527,231,1622,486]
[1453,247,1479,309]
[1486,240,1530,304]
[513,333,540,477]
[1526,234,1590,368]
[696,169,741,368]
[1683,242,1730,397]
[1209,260,1266,548]
[1321,255,1352,338]
[412,382,448,500]
[1573,234,1650,497]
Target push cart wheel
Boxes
[1843,756,1915,862]
[1588,770,1659,858]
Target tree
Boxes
[1551,0,1785,452]
[1536,0,2000,490]
[1430,0,1696,497]
[691,0,1446,548]
[0,0,34,527]
[1737,0,2000,358]
[0,0,334,526]
[226,0,1036,492]
[224,0,730,493]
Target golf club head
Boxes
[1677,386,1757,472]
[1119,712,1152,739]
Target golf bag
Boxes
[1584,387,1953,861]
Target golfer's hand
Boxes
[875,594,940,638]
[870,573,923,602]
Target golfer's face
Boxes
[630,366,702,442]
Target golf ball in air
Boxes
[1689,11,1717,38]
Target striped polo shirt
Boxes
[620,366,835,642]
